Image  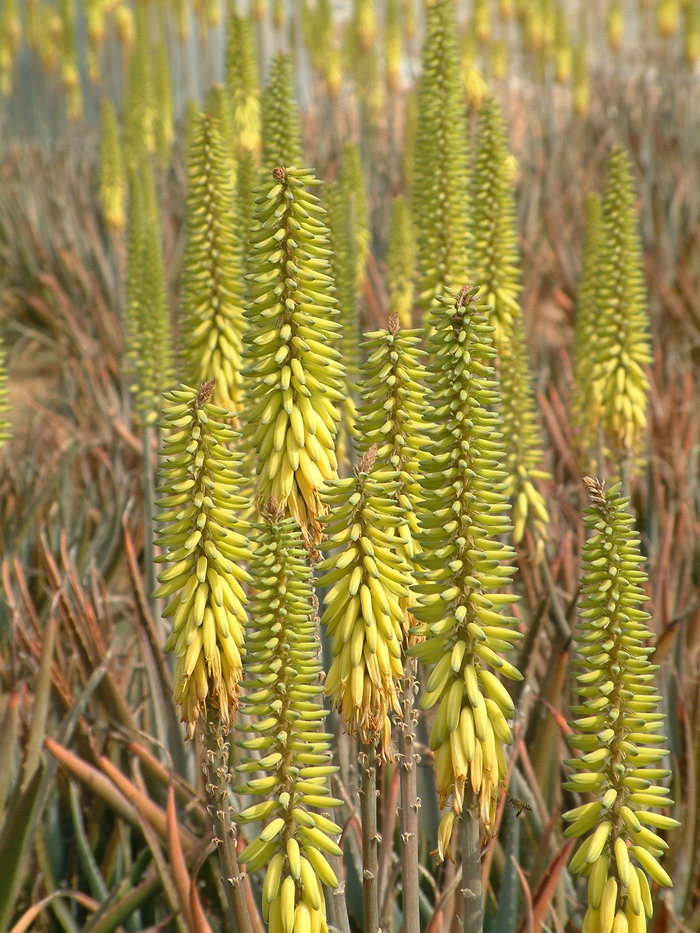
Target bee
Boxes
[506,794,532,818]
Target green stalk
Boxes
[360,743,380,933]
[397,660,420,933]
[142,423,157,619]
[202,719,253,933]
[461,793,483,933]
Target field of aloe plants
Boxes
[1,1,699,932]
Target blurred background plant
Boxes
[0,2,698,932]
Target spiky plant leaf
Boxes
[262,52,303,169]
[317,447,410,749]
[412,0,471,315]
[99,96,126,233]
[410,286,522,832]
[470,97,549,543]
[235,507,340,927]
[179,112,246,415]
[241,166,345,542]
[156,382,252,738]
[564,477,678,932]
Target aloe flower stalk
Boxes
[226,13,261,158]
[412,0,471,316]
[0,0,21,96]
[317,445,410,750]
[385,0,403,91]
[179,112,246,416]
[410,286,522,833]
[564,477,678,933]
[326,178,359,377]
[58,0,82,121]
[470,97,550,543]
[339,142,371,292]
[355,317,427,933]
[386,197,416,330]
[241,165,345,542]
[573,148,652,470]
[124,165,174,426]
[155,382,252,738]
[123,3,156,163]
[99,97,126,233]
[262,52,303,169]
[235,504,342,933]
[154,39,174,168]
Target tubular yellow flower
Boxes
[564,478,678,932]
[156,382,253,738]
[318,447,411,751]
[410,286,522,831]
[179,112,246,415]
[241,166,346,542]
[235,506,341,928]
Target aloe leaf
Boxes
[0,764,44,933]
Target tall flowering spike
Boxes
[356,318,427,597]
[385,0,403,91]
[235,508,342,928]
[241,166,345,542]
[58,0,82,121]
[339,142,371,291]
[179,113,246,415]
[412,0,471,316]
[326,179,359,378]
[564,478,678,933]
[261,52,303,169]
[124,166,174,425]
[470,98,549,543]
[156,383,253,738]
[154,39,174,168]
[386,196,416,330]
[573,41,589,116]
[99,97,126,233]
[236,150,258,282]
[409,286,522,831]
[123,3,155,164]
[575,148,652,468]
[317,449,411,751]
[573,193,604,433]
[225,13,261,158]
[0,333,10,448]
[0,0,21,96]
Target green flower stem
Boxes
[461,792,483,933]
[360,743,380,933]
[203,719,254,933]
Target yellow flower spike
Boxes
[386,197,416,330]
[412,0,471,318]
[410,286,522,831]
[179,112,246,416]
[471,98,550,544]
[573,41,589,116]
[261,52,303,169]
[235,506,340,928]
[99,97,126,233]
[225,12,261,158]
[241,166,346,543]
[385,0,403,91]
[318,446,412,751]
[124,165,175,426]
[156,382,253,738]
[573,148,652,471]
[564,478,678,924]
